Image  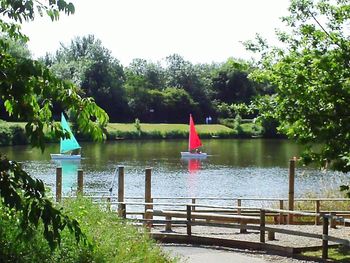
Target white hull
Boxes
[51,154,81,160]
[181,152,207,158]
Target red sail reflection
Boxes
[188,158,201,174]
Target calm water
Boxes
[1,139,349,202]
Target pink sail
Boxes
[188,114,202,151]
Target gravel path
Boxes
[154,224,349,248]
[160,244,319,263]
[153,224,350,262]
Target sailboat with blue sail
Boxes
[51,113,81,160]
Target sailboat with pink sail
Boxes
[181,114,207,158]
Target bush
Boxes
[0,121,28,145]
[0,198,174,263]
[10,126,28,145]
[0,125,12,146]
[218,117,261,138]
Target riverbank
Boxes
[0,120,260,146]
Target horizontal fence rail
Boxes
[53,165,350,260]
[111,201,350,260]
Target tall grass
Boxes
[0,197,175,262]
[293,172,350,212]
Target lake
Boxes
[1,139,349,202]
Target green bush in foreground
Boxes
[0,197,174,263]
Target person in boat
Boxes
[195,148,201,154]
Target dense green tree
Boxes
[124,60,198,122]
[127,58,165,90]
[211,58,257,104]
[0,37,32,120]
[49,35,128,121]
[165,54,212,118]
[245,0,350,175]
[124,59,166,121]
[0,0,108,249]
[162,87,198,123]
[124,67,151,121]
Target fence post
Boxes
[315,200,320,225]
[118,166,125,217]
[260,209,266,243]
[288,158,296,224]
[330,212,337,229]
[77,169,83,195]
[107,197,111,211]
[121,203,126,219]
[322,215,329,260]
[268,230,275,241]
[237,198,242,215]
[192,198,196,222]
[165,215,172,231]
[187,205,192,236]
[145,168,153,227]
[56,167,62,203]
[238,199,247,233]
[279,200,284,224]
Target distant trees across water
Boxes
[1,35,273,124]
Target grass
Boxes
[106,123,237,139]
[294,186,350,212]
[0,120,262,145]
[303,247,350,262]
[0,197,175,262]
[107,123,233,133]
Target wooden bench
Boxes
[149,209,260,233]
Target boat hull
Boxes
[181,152,207,158]
[51,154,81,160]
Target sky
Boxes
[21,0,291,66]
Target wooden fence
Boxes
[116,201,350,260]
[54,163,350,260]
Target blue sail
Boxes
[60,113,81,154]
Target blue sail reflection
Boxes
[53,159,81,194]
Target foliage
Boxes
[245,0,350,175]
[47,43,273,123]
[0,121,28,146]
[0,156,86,250]
[48,35,128,122]
[0,0,109,251]
[211,58,258,104]
[0,197,174,262]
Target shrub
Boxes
[0,198,174,263]
[10,126,28,145]
[0,121,28,145]
[0,125,12,146]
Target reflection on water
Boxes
[1,139,350,202]
[52,159,81,194]
[187,159,201,174]
[181,158,202,174]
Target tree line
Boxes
[2,0,350,255]
[1,35,273,123]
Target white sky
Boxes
[21,0,290,66]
